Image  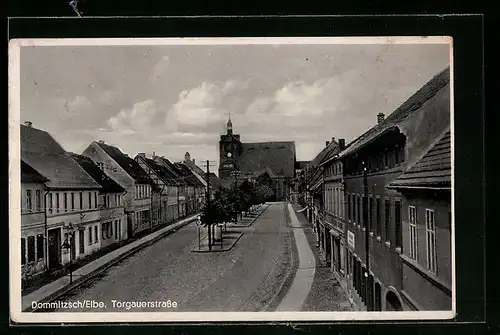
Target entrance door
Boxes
[374,282,382,311]
[47,228,61,269]
[70,232,76,260]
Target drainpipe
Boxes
[43,187,50,272]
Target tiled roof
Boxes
[173,163,205,188]
[339,67,451,159]
[154,156,188,186]
[208,172,224,189]
[238,141,296,178]
[96,142,154,185]
[21,160,48,183]
[137,156,178,186]
[70,153,125,193]
[21,125,101,189]
[388,129,451,189]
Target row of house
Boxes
[298,67,452,312]
[20,124,222,281]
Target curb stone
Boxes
[25,215,198,312]
[231,204,270,228]
[191,231,244,253]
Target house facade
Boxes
[21,122,102,271]
[71,153,127,250]
[21,160,48,280]
[339,67,451,311]
[387,129,452,311]
[82,140,155,237]
[153,155,187,222]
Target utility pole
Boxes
[362,160,371,311]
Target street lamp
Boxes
[62,222,75,284]
[195,215,202,250]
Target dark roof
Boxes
[208,172,224,189]
[21,125,101,189]
[174,163,205,188]
[339,67,451,159]
[21,160,48,183]
[238,141,296,178]
[184,159,209,181]
[96,142,154,185]
[70,153,125,193]
[388,129,451,190]
[154,156,188,185]
[136,156,178,186]
[304,140,341,190]
[295,161,310,170]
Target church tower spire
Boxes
[226,113,233,135]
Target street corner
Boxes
[191,229,244,253]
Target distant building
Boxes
[82,141,156,237]
[21,160,48,280]
[218,117,296,201]
[173,161,205,214]
[21,122,102,271]
[387,128,452,311]
[70,153,127,249]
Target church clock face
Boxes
[227,152,232,158]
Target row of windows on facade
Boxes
[345,193,441,275]
[324,186,344,219]
[23,190,122,214]
[136,184,151,199]
[324,163,343,177]
[22,219,124,266]
[344,145,405,176]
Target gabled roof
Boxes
[388,128,451,190]
[238,141,296,178]
[137,156,178,186]
[339,67,450,159]
[70,153,125,194]
[21,125,101,189]
[173,163,205,188]
[21,160,48,183]
[154,156,188,186]
[96,142,153,185]
[208,172,224,189]
[184,159,208,181]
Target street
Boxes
[55,203,295,312]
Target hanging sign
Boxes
[347,230,355,249]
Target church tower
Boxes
[219,116,241,180]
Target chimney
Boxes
[377,113,385,124]
[138,153,146,158]
[338,138,346,150]
[98,140,105,144]
[331,137,336,142]
[192,158,195,164]
[326,141,330,146]
[152,151,156,159]
[24,121,32,127]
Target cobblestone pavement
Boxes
[291,204,354,312]
[53,203,294,312]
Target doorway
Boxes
[47,228,61,270]
[386,290,403,311]
[374,282,382,311]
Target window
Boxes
[88,193,92,209]
[357,196,361,226]
[385,200,391,243]
[94,226,98,242]
[79,192,83,210]
[63,193,68,212]
[102,223,107,239]
[26,189,32,212]
[352,195,356,223]
[117,195,121,206]
[79,230,85,254]
[376,198,381,237]
[110,221,113,237]
[55,193,60,213]
[35,190,41,211]
[409,206,418,260]
[369,197,374,232]
[27,236,35,262]
[48,193,53,214]
[107,195,110,207]
[115,220,118,240]
[395,201,402,249]
[21,238,26,265]
[36,234,44,260]
[71,193,75,211]
[347,194,351,220]
[88,227,93,245]
[97,162,104,170]
[426,209,437,274]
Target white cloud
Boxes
[107,99,158,134]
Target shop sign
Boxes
[347,230,355,249]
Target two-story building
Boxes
[21,160,49,280]
[135,153,180,225]
[173,162,206,216]
[338,67,450,311]
[70,153,127,249]
[154,155,188,221]
[21,122,102,271]
[82,140,155,237]
[387,128,452,311]
[318,138,348,291]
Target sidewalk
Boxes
[275,203,316,312]
[22,213,199,312]
[231,204,269,227]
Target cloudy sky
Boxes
[20,41,449,172]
